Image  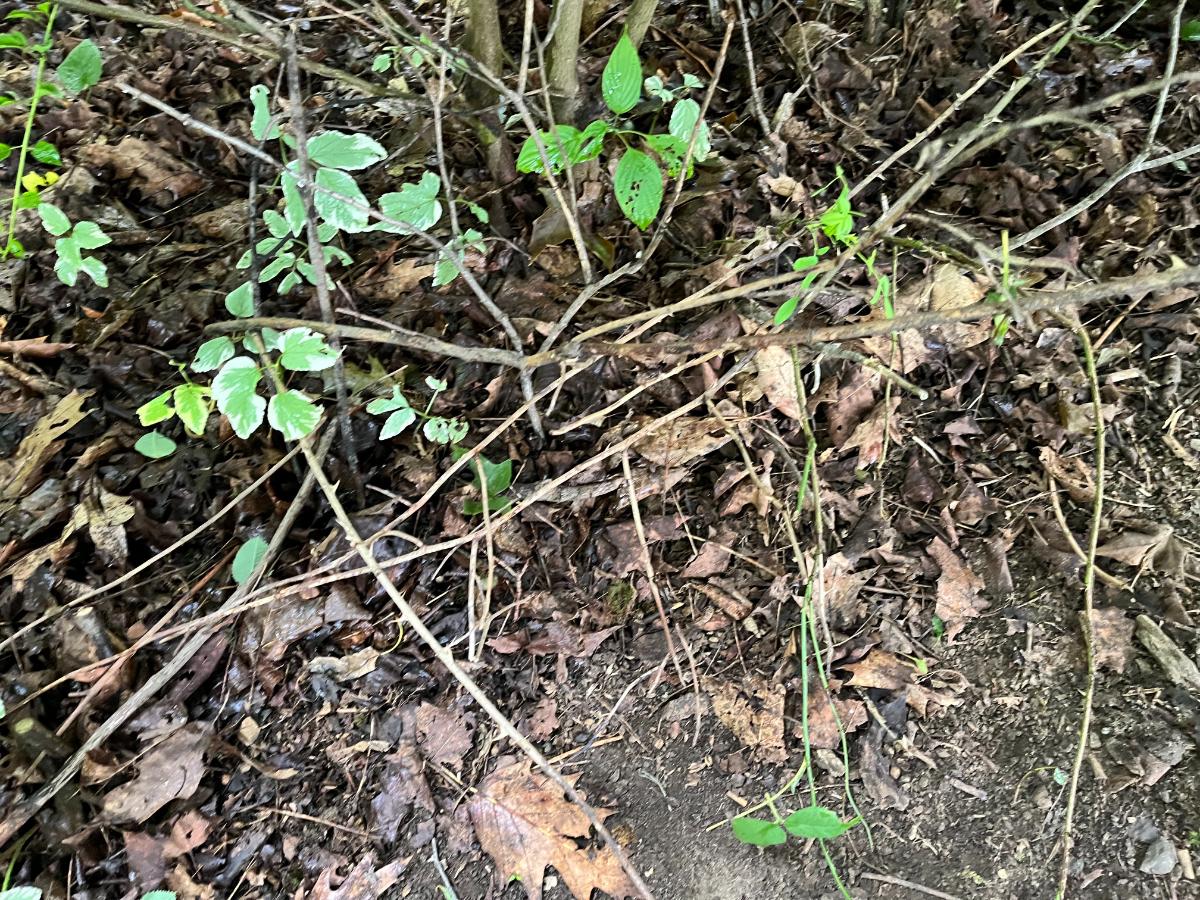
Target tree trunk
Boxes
[626,0,658,48]
[547,0,585,123]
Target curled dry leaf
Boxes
[630,415,732,468]
[0,390,90,501]
[308,646,381,682]
[1040,446,1095,504]
[843,650,916,692]
[311,854,405,900]
[103,722,212,824]
[840,396,901,466]
[1097,524,1185,574]
[927,537,988,641]
[822,552,876,629]
[468,760,637,900]
[703,675,787,763]
[79,137,206,205]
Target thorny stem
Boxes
[3,2,58,260]
[1055,316,1105,899]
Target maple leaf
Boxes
[468,761,637,900]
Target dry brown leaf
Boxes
[415,702,472,770]
[354,257,435,301]
[680,530,733,578]
[840,396,901,465]
[822,552,876,628]
[630,416,731,468]
[103,722,212,824]
[166,863,216,900]
[605,513,687,578]
[311,855,405,900]
[308,646,381,682]
[79,137,205,204]
[843,650,916,691]
[1040,446,1095,504]
[82,479,135,566]
[704,675,787,763]
[803,682,867,750]
[1091,607,1134,674]
[824,366,879,446]
[927,537,987,641]
[0,391,90,500]
[469,760,637,900]
[754,345,801,419]
[1096,524,1180,572]
[164,810,211,858]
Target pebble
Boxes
[1140,836,1178,876]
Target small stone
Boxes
[1140,836,1178,876]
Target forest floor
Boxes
[1,0,1199,898]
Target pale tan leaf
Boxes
[0,391,90,500]
[927,537,987,641]
[754,345,801,419]
[703,675,786,763]
[103,722,212,824]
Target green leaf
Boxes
[17,189,39,210]
[774,296,800,326]
[212,357,265,439]
[37,202,70,236]
[433,249,459,287]
[613,148,663,230]
[0,30,27,48]
[644,133,690,178]
[224,281,255,317]
[173,384,210,435]
[731,817,788,847]
[516,125,581,175]
[462,494,512,515]
[306,131,387,170]
[423,416,468,445]
[276,327,339,371]
[141,892,179,900]
[57,39,103,93]
[259,253,295,282]
[231,536,269,584]
[314,167,370,233]
[372,53,391,72]
[192,336,236,372]
[376,172,443,232]
[134,431,176,460]
[668,98,710,161]
[476,456,512,496]
[70,220,110,249]
[644,74,672,102]
[601,32,641,115]
[249,84,280,141]
[263,209,290,239]
[574,119,610,163]
[425,375,448,392]
[682,72,703,89]
[267,389,321,440]
[0,142,11,161]
[281,167,306,235]
[53,236,81,285]
[378,406,416,439]
[79,256,107,287]
[782,806,858,840]
[819,171,855,243]
[366,386,409,413]
[31,139,60,165]
[1183,19,1200,41]
[137,389,174,426]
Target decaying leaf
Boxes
[680,529,734,578]
[1097,524,1185,574]
[311,854,405,900]
[843,650,917,692]
[308,646,381,682]
[1091,607,1134,674]
[821,552,876,628]
[604,513,687,578]
[704,675,787,763]
[802,681,867,750]
[630,416,732,468]
[354,257,435,301]
[1040,446,1095,504]
[927,537,987,641]
[79,137,206,204]
[468,760,637,900]
[840,396,901,466]
[415,701,472,770]
[103,722,212,824]
[0,391,90,501]
[754,345,801,419]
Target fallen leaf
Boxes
[822,553,876,628]
[311,854,405,900]
[901,453,943,505]
[927,537,988,641]
[1097,524,1182,573]
[355,257,435,301]
[415,702,472,770]
[1040,446,1095,504]
[166,863,216,900]
[630,416,731,468]
[755,345,801,419]
[82,479,135,566]
[164,810,211,858]
[840,396,901,465]
[681,530,734,578]
[371,708,435,844]
[824,366,879,446]
[1091,607,1134,674]
[308,646,380,682]
[103,722,212,824]
[803,681,867,750]
[843,650,916,691]
[124,830,167,890]
[469,760,637,900]
[79,137,205,205]
[704,675,787,763]
[0,391,90,501]
[604,513,687,577]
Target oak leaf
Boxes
[469,761,637,900]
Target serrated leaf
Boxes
[433,250,459,287]
[613,148,663,230]
[379,406,417,439]
[601,32,641,114]
[137,389,174,426]
[267,389,321,440]
[668,98,710,161]
[782,806,858,840]
[225,281,255,317]
[37,202,70,236]
[731,817,787,847]
[134,431,176,459]
[314,166,369,233]
[71,220,110,249]
[376,173,443,232]
[57,39,102,93]
[249,84,280,141]
[276,327,339,371]
[366,386,411,414]
[192,336,236,372]
[212,357,265,439]
[423,416,468,445]
[31,139,60,165]
[231,536,269,584]
[516,125,581,175]
[173,384,210,435]
[306,131,387,171]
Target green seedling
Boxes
[452,448,514,515]
[367,375,468,445]
[517,31,711,230]
[732,803,860,847]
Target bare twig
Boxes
[1055,316,1105,899]
[860,872,964,900]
